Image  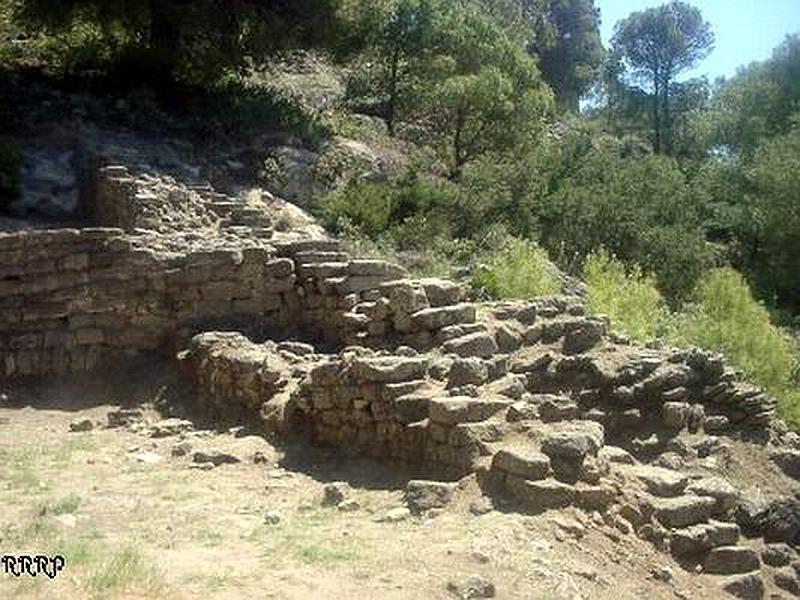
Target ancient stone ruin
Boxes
[4,159,800,599]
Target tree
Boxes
[425,4,552,178]
[538,143,710,301]
[740,123,800,310]
[709,34,800,158]
[340,0,441,136]
[530,0,604,111]
[612,1,713,153]
[11,0,340,85]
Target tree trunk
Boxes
[652,72,661,154]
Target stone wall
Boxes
[0,221,475,379]
[0,228,296,377]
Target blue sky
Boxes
[597,0,800,81]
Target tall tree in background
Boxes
[531,0,604,111]
[612,1,713,153]
[339,0,441,136]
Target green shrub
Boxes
[584,250,667,341]
[539,148,710,302]
[316,170,457,247]
[668,268,799,424]
[0,139,21,210]
[471,237,560,300]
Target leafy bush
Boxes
[0,139,21,210]
[316,170,457,247]
[668,268,799,423]
[471,237,560,300]
[584,250,667,342]
[539,146,711,302]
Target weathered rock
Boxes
[505,477,576,509]
[444,332,499,359]
[536,395,579,423]
[411,304,476,330]
[774,567,800,596]
[599,446,635,465]
[429,397,509,425]
[662,402,690,429]
[322,482,350,507]
[446,575,495,599]
[506,401,539,422]
[562,320,605,354]
[107,409,143,428]
[541,422,604,461]
[719,572,765,600]
[69,418,94,432]
[670,520,740,556]
[762,543,797,567]
[394,394,431,425]
[487,374,526,400]
[746,498,800,545]
[150,418,193,438]
[494,324,523,353]
[492,448,550,481]
[574,483,616,510]
[405,480,455,514]
[448,358,489,388]
[629,465,688,497]
[192,451,240,466]
[704,546,761,575]
[771,450,800,480]
[351,356,428,383]
[686,477,739,514]
[652,495,717,528]
[419,278,463,307]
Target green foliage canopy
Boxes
[611,1,713,153]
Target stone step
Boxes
[703,545,761,575]
[294,251,350,265]
[651,495,718,528]
[297,262,349,279]
[442,332,499,359]
[625,465,689,497]
[410,304,477,331]
[491,446,551,481]
[670,520,741,557]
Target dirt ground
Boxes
[0,370,767,600]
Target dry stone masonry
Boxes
[3,159,800,599]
